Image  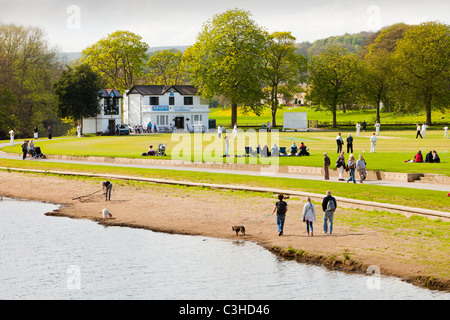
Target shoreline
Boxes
[1,170,449,292]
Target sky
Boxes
[0,0,448,52]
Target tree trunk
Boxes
[426,105,432,126]
[376,100,380,123]
[231,102,238,128]
[272,108,277,128]
[271,86,278,127]
[332,109,337,128]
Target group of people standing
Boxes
[271,191,337,237]
[324,152,367,183]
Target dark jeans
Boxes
[105,184,112,201]
[347,143,353,153]
[276,214,285,233]
[306,220,313,234]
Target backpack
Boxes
[276,201,287,215]
[326,199,336,211]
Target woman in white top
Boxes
[302,197,316,236]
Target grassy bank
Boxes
[0,158,448,212]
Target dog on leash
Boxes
[232,225,246,236]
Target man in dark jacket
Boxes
[322,191,337,234]
[346,133,354,153]
[323,153,330,180]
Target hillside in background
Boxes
[296,31,375,58]
[58,31,374,63]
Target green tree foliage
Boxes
[261,31,307,126]
[307,46,361,127]
[145,49,187,85]
[53,64,103,132]
[391,21,450,125]
[0,54,18,136]
[358,23,414,122]
[297,32,374,58]
[0,24,62,138]
[183,8,267,126]
[81,30,149,93]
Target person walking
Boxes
[335,152,346,181]
[302,197,316,236]
[346,154,356,184]
[370,133,377,153]
[356,154,367,183]
[271,194,288,236]
[415,124,423,139]
[33,126,39,139]
[77,124,81,138]
[217,125,222,138]
[9,129,14,146]
[362,120,367,133]
[47,126,52,139]
[444,125,449,139]
[322,191,337,235]
[336,133,344,153]
[336,151,345,181]
[21,140,29,160]
[323,152,330,180]
[346,133,353,154]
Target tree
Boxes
[261,31,307,127]
[145,49,187,85]
[0,54,18,138]
[184,8,266,126]
[307,46,361,127]
[53,64,103,133]
[81,30,149,93]
[0,23,61,136]
[359,23,414,122]
[391,21,450,125]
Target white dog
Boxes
[102,208,113,219]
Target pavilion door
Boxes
[174,117,184,129]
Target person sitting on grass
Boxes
[414,150,423,163]
[147,145,156,156]
[432,150,440,163]
[425,151,433,163]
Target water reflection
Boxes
[0,198,448,300]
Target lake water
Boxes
[0,197,449,300]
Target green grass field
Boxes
[3,129,449,176]
[210,106,450,127]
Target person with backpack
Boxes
[271,194,288,236]
[322,191,337,234]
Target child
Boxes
[271,194,288,236]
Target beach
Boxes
[0,170,448,291]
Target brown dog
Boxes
[232,225,246,236]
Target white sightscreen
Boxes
[283,112,308,131]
